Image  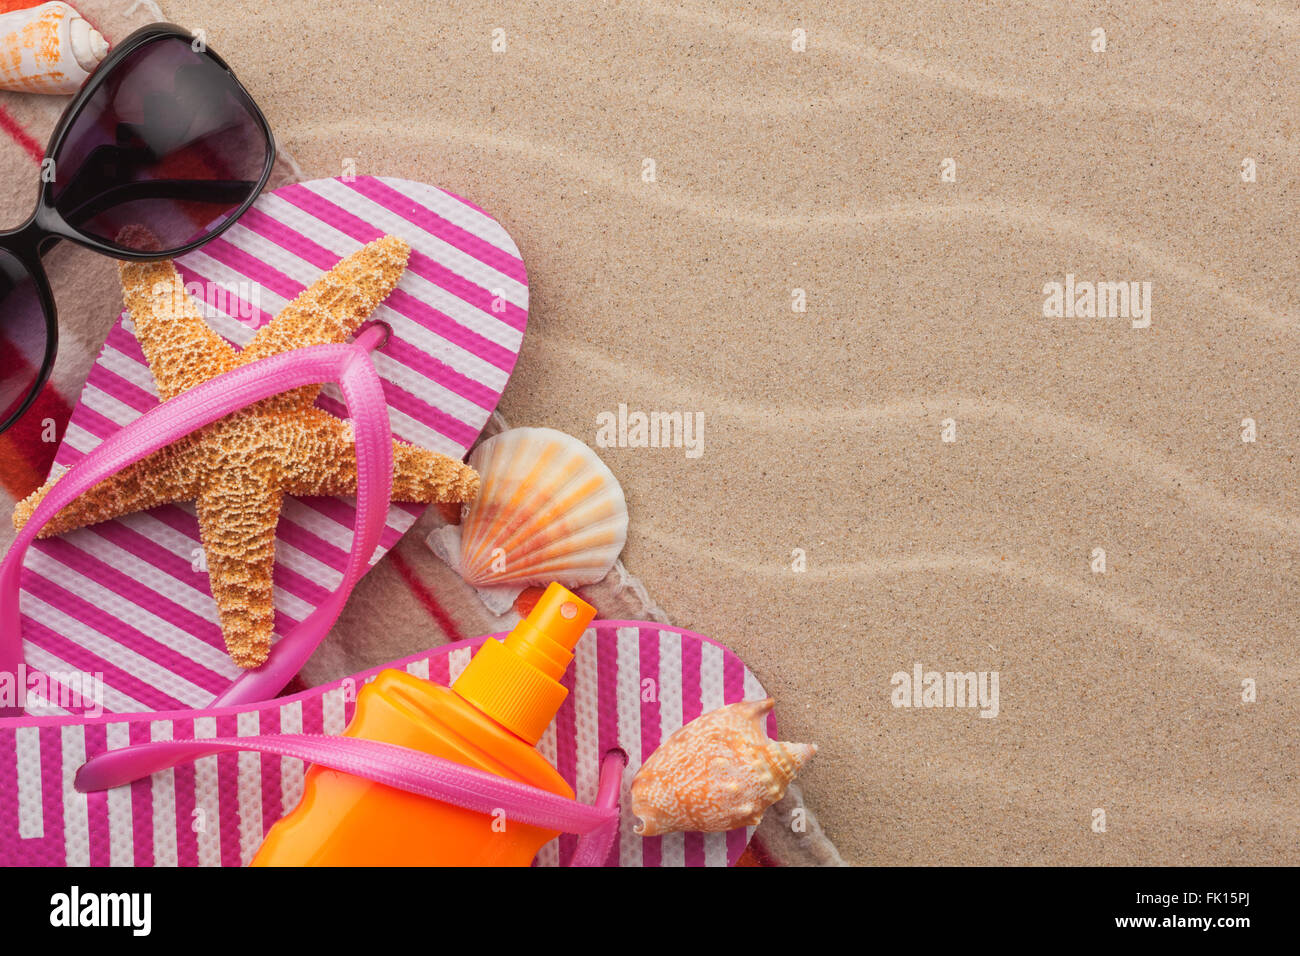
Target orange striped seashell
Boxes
[630,698,816,836]
[457,427,628,590]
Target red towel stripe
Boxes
[388,549,464,644]
[0,382,71,498]
[0,103,44,164]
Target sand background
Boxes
[149,0,1299,864]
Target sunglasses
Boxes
[0,22,275,435]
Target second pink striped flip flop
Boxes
[10,175,526,717]
[0,621,771,866]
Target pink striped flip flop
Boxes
[0,621,774,866]
[5,175,526,716]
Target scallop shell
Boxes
[0,2,108,95]
[455,427,628,594]
[630,698,816,836]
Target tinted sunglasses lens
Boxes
[50,35,271,253]
[0,250,50,433]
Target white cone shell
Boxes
[0,3,108,95]
[458,427,628,589]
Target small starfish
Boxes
[14,235,479,668]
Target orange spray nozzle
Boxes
[451,583,596,744]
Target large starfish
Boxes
[13,234,479,668]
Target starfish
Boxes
[13,234,479,668]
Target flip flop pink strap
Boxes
[0,325,394,718]
[215,324,393,708]
[75,733,624,866]
[570,748,627,866]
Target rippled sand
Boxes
[166,0,1300,864]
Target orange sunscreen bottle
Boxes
[252,583,596,866]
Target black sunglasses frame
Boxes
[0,22,276,434]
